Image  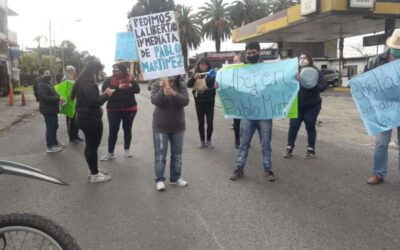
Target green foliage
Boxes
[19,52,39,75]
[267,0,299,13]
[198,0,232,52]
[230,0,270,27]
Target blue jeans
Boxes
[288,104,321,149]
[236,119,273,172]
[43,114,59,148]
[153,131,184,182]
[373,128,400,178]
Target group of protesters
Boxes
[34,29,400,190]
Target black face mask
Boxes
[246,54,260,64]
[43,76,52,82]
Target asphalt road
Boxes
[0,90,399,250]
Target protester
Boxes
[151,76,189,191]
[283,52,327,159]
[56,65,83,144]
[364,29,400,185]
[36,68,64,153]
[100,63,140,161]
[232,53,244,148]
[230,42,276,181]
[71,61,113,183]
[187,57,217,149]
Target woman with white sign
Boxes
[187,58,217,149]
[284,52,327,159]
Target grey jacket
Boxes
[151,76,189,133]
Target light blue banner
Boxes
[115,32,138,61]
[350,59,400,135]
[216,58,299,120]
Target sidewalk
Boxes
[0,91,39,133]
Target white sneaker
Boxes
[124,149,133,158]
[87,168,108,177]
[55,143,66,148]
[47,146,63,153]
[170,178,188,187]
[100,152,115,161]
[90,173,111,183]
[156,181,166,191]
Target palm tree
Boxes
[267,0,299,13]
[198,0,232,52]
[176,4,203,70]
[230,0,269,27]
[128,0,175,18]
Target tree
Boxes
[176,4,203,70]
[230,0,269,27]
[199,0,232,52]
[33,35,47,66]
[19,52,40,75]
[267,0,299,13]
[128,0,175,18]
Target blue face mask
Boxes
[390,48,400,58]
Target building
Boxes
[0,0,18,96]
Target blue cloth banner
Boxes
[216,58,299,120]
[350,59,400,135]
[115,32,138,61]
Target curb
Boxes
[333,87,350,92]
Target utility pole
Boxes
[49,20,55,83]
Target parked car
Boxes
[321,68,340,87]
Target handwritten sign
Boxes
[216,58,299,120]
[115,32,138,62]
[350,60,400,135]
[129,11,185,80]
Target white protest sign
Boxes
[129,11,185,80]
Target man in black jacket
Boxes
[365,29,400,185]
[36,68,64,153]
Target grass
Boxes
[14,85,33,92]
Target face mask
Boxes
[247,54,260,64]
[299,59,309,67]
[390,48,400,58]
[43,76,51,82]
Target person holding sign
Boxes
[232,53,245,148]
[230,42,276,182]
[100,63,140,161]
[151,75,189,191]
[283,52,327,159]
[187,58,217,149]
[72,61,114,183]
[364,29,400,185]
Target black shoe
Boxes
[230,169,244,181]
[304,148,316,159]
[235,140,239,149]
[264,170,276,182]
[76,137,84,142]
[283,146,293,158]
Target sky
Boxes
[8,0,383,74]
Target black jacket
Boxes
[75,81,108,128]
[101,77,140,110]
[187,74,216,102]
[36,81,60,114]
[298,67,327,110]
[365,50,390,72]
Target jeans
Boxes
[153,131,184,182]
[373,127,400,178]
[66,115,80,141]
[76,116,103,175]
[236,119,272,172]
[195,100,214,142]
[288,104,321,149]
[107,111,137,153]
[43,114,59,148]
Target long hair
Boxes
[299,52,314,67]
[71,60,104,100]
[194,57,212,73]
[113,63,129,77]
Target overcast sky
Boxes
[8,0,383,74]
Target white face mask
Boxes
[299,58,309,67]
